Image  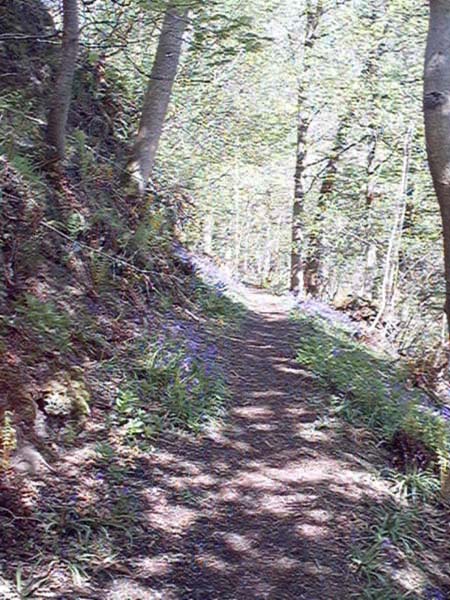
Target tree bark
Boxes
[128,5,188,194]
[424,1,450,497]
[361,129,379,299]
[46,0,79,161]
[290,0,324,295]
[359,5,389,299]
[424,0,450,337]
[290,98,309,294]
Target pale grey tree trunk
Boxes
[233,164,242,272]
[290,100,309,295]
[359,5,389,299]
[362,131,379,300]
[424,0,450,496]
[304,116,349,297]
[424,0,450,336]
[203,212,214,255]
[128,5,188,194]
[46,0,79,161]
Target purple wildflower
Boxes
[440,406,450,421]
[381,537,393,550]
[424,587,446,600]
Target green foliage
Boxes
[0,411,17,470]
[295,315,450,476]
[193,281,245,322]
[42,375,91,418]
[114,337,228,443]
[89,252,112,293]
[351,503,433,599]
[8,155,45,191]
[387,468,442,504]
[15,294,73,353]
[66,211,88,238]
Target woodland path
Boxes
[108,289,388,600]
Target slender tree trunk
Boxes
[361,130,379,299]
[304,116,349,297]
[424,2,450,500]
[358,6,389,299]
[128,5,188,194]
[46,0,79,161]
[233,165,241,272]
[290,1,324,295]
[371,126,413,330]
[290,100,309,294]
[203,212,214,255]
[242,200,251,277]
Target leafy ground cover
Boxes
[294,308,450,599]
[0,269,242,599]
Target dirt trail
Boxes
[108,289,388,600]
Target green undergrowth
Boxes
[295,315,450,478]
[295,314,450,599]
[349,465,449,600]
[0,144,241,591]
[192,279,246,324]
[0,123,242,468]
[111,335,229,443]
[0,17,244,595]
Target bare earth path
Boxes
[108,289,388,600]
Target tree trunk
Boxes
[290,100,309,294]
[424,0,450,337]
[361,130,379,299]
[290,0,324,295]
[359,6,389,299]
[128,5,188,194]
[233,164,241,272]
[424,1,450,498]
[371,126,413,331]
[203,212,214,255]
[304,116,349,297]
[46,0,79,161]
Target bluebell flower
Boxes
[424,587,446,600]
[381,537,393,551]
[181,356,193,372]
[440,406,450,421]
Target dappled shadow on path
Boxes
[102,292,394,600]
[4,291,440,599]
